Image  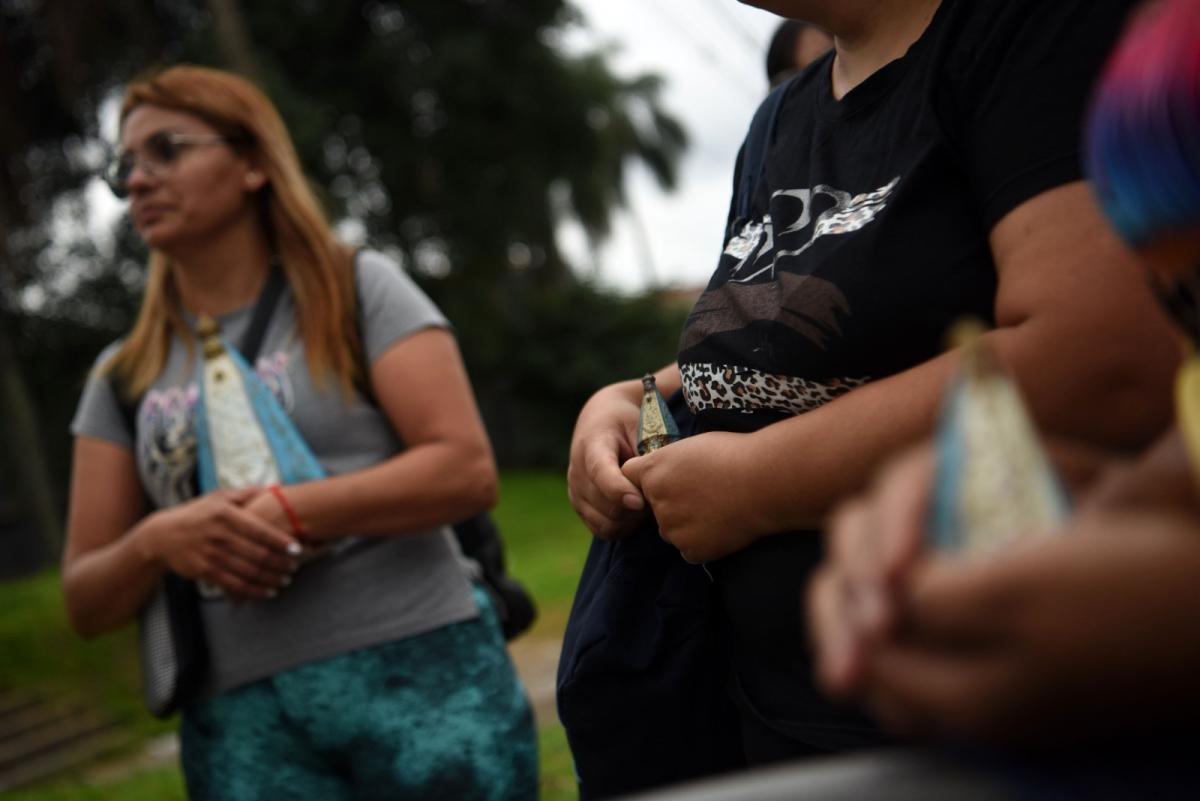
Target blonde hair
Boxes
[104,64,361,398]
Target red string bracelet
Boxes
[268,483,306,537]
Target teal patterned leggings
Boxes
[180,587,538,800]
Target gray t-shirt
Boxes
[70,250,479,693]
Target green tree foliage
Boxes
[0,0,188,554]
[223,0,688,286]
[1,0,696,550]
[219,1,693,467]
[0,0,197,250]
[430,276,689,467]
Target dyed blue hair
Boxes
[1085,0,1200,249]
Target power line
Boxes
[574,0,765,99]
[696,0,766,55]
[636,0,762,99]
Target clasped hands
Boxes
[809,444,1200,744]
[566,382,775,564]
[139,485,304,600]
[569,381,1200,743]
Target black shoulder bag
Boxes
[554,80,791,799]
[555,392,744,799]
[450,510,536,640]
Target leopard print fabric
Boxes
[681,362,870,416]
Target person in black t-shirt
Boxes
[566,0,1179,765]
[811,0,1200,753]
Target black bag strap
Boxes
[735,78,790,221]
[114,263,287,502]
[115,265,286,443]
[239,264,286,365]
[349,248,377,406]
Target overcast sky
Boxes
[561,0,783,293]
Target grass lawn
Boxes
[0,470,591,800]
[6,765,188,801]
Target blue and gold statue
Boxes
[637,373,680,454]
[930,320,1070,555]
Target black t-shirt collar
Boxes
[816,0,951,121]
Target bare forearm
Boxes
[63,519,164,637]
[744,321,1173,534]
[985,316,1174,453]
[746,351,956,533]
[286,441,497,539]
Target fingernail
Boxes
[286,542,302,556]
[266,589,278,599]
[279,575,292,587]
[622,493,644,511]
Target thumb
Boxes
[620,453,649,489]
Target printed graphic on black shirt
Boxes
[668,0,1138,750]
[727,177,899,283]
[677,0,1128,431]
[679,178,899,418]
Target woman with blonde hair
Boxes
[63,65,537,800]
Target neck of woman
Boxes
[827,0,942,99]
[166,216,274,318]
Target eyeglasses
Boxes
[104,131,238,198]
